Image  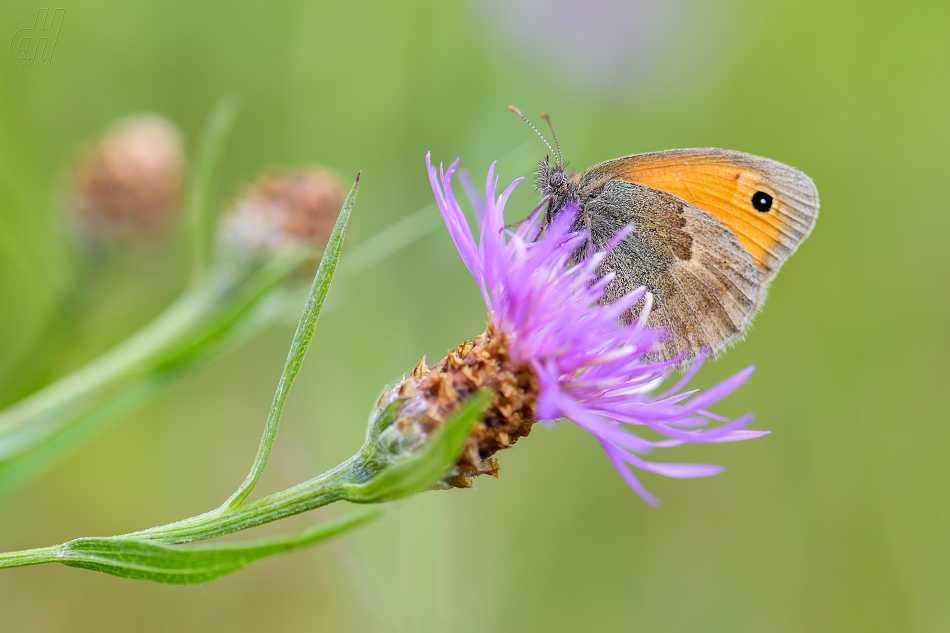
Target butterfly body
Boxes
[536,148,819,365]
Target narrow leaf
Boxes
[225,174,360,508]
[343,391,491,503]
[46,507,382,584]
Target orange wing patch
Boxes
[621,159,785,269]
[579,149,818,278]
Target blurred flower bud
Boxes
[64,114,184,242]
[218,167,346,259]
[373,327,539,488]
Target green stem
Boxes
[125,392,487,546]
[128,450,372,544]
[0,544,60,569]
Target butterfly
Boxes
[510,107,820,366]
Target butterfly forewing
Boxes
[564,148,819,364]
[578,148,819,280]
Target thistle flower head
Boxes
[64,114,184,242]
[218,167,346,259]
[375,153,767,504]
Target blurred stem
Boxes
[0,246,97,408]
[0,375,173,497]
[0,257,299,462]
[187,95,240,284]
[0,258,299,497]
[0,287,216,440]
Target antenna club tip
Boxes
[540,112,549,120]
[507,105,523,116]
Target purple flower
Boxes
[425,153,766,504]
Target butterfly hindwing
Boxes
[577,179,763,362]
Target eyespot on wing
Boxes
[579,148,819,277]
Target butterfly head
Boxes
[536,157,579,228]
[535,156,571,194]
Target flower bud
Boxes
[373,325,539,488]
[217,167,346,259]
[64,114,184,242]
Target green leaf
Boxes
[187,95,241,282]
[2,507,383,584]
[343,391,492,503]
[224,174,360,508]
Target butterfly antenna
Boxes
[508,105,556,161]
[539,112,562,167]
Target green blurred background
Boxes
[1,0,948,630]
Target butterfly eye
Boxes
[752,191,773,212]
[549,172,563,188]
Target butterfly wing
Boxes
[574,149,819,364]
[578,148,819,283]
[578,180,762,363]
